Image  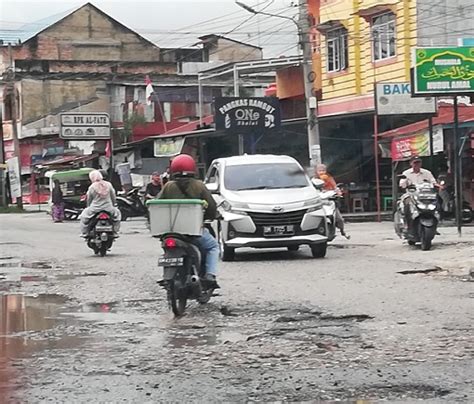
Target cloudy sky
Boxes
[0,0,300,57]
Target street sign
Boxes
[412,47,474,96]
[375,82,437,115]
[214,97,281,133]
[59,113,111,140]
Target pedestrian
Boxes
[51,180,65,222]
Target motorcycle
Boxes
[311,179,343,242]
[85,211,116,257]
[64,194,86,220]
[394,178,440,251]
[157,233,215,316]
[116,188,147,221]
[438,178,473,223]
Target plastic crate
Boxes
[147,199,204,236]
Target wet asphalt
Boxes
[0,212,473,403]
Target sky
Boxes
[0,0,300,57]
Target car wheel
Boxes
[311,242,327,258]
[218,225,235,262]
[287,245,300,252]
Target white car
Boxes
[205,154,329,261]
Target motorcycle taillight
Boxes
[98,213,110,220]
[164,238,177,249]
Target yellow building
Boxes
[316,0,416,116]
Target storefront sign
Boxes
[154,137,185,157]
[391,132,430,161]
[214,97,281,133]
[412,47,474,95]
[7,157,22,198]
[375,82,436,115]
[60,113,111,140]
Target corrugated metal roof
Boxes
[0,8,75,45]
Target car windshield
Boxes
[224,163,309,191]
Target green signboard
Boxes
[412,47,474,95]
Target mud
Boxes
[0,216,473,402]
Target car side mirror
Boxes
[311,178,325,190]
[206,182,219,194]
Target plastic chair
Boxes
[352,198,364,213]
[382,196,393,211]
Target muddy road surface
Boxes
[0,213,473,403]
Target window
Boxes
[326,28,348,72]
[372,12,396,61]
[223,163,309,191]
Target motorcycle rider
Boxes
[145,172,162,200]
[399,156,439,230]
[313,164,350,239]
[80,170,121,237]
[159,154,219,285]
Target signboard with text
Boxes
[412,47,474,95]
[154,137,185,157]
[391,132,430,161]
[214,97,281,133]
[59,113,111,140]
[7,157,22,198]
[375,82,436,115]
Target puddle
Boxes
[0,294,69,334]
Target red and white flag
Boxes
[145,75,154,106]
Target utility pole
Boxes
[8,43,22,209]
[235,0,322,166]
[298,0,321,167]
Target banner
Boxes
[214,97,281,133]
[375,82,436,115]
[391,133,430,161]
[7,157,22,198]
[154,137,185,157]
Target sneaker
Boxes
[203,273,220,289]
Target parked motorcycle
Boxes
[116,188,147,221]
[85,211,116,257]
[438,178,473,223]
[64,194,86,220]
[394,179,440,250]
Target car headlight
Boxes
[220,200,249,214]
[428,203,437,210]
[417,202,428,210]
[305,198,323,212]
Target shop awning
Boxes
[378,104,474,139]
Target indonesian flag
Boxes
[145,75,154,106]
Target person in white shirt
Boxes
[398,156,441,230]
[399,156,436,188]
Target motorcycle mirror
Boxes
[311,178,325,189]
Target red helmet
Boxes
[170,154,196,176]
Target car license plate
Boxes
[158,257,184,267]
[263,225,295,236]
[96,225,113,232]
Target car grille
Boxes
[248,209,307,227]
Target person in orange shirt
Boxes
[313,164,350,239]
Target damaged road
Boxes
[0,215,473,402]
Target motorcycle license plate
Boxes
[95,225,113,232]
[263,225,294,236]
[158,257,184,267]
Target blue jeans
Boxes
[194,228,219,276]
